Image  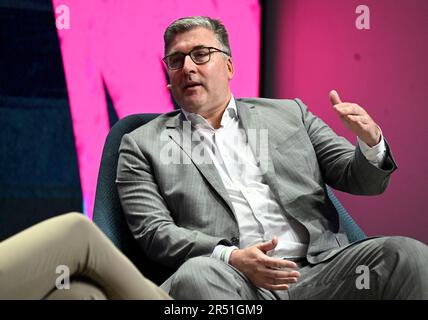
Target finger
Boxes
[334,103,362,116]
[264,284,289,291]
[329,90,342,105]
[271,236,278,247]
[256,237,278,253]
[263,257,297,270]
[265,269,301,279]
[264,276,299,287]
[344,114,368,124]
[271,277,299,285]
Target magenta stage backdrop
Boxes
[52,0,261,218]
[273,0,428,244]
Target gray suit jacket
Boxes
[116,98,397,269]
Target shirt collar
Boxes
[181,95,238,130]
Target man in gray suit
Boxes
[116,16,428,299]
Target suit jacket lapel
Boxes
[165,114,236,219]
[236,100,284,207]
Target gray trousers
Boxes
[0,213,171,300]
[161,236,428,299]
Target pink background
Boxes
[274,0,428,244]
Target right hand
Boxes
[229,237,301,291]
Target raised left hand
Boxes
[329,90,381,147]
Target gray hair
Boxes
[164,16,232,57]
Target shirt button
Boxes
[231,237,239,246]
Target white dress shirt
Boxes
[182,96,387,263]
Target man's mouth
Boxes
[183,82,202,90]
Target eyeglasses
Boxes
[163,46,230,70]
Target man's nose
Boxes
[182,55,197,74]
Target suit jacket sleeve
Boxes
[294,98,397,195]
[116,133,229,269]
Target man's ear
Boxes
[226,57,234,80]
